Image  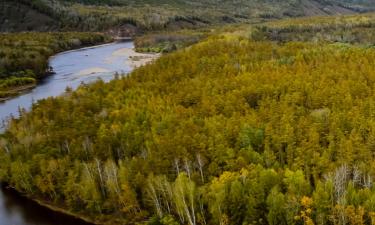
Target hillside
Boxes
[0,1,57,31]
[1,0,375,33]
[250,12,375,44]
[2,12,375,225]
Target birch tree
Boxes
[173,173,197,225]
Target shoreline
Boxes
[49,41,126,59]
[0,83,36,102]
[0,40,139,104]
[109,46,160,69]
[3,184,101,225]
[0,40,159,103]
[32,198,101,225]
[0,39,113,103]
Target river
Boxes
[0,41,136,130]
[0,41,152,225]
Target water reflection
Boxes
[0,185,93,225]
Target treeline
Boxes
[2,21,375,224]
[61,0,125,5]
[251,13,375,44]
[134,31,205,53]
[4,0,375,33]
[0,32,109,99]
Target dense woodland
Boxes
[0,32,108,99]
[2,13,375,225]
[134,31,206,53]
[2,0,375,33]
[251,13,375,44]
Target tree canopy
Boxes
[2,12,375,225]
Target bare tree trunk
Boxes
[64,140,70,154]
[83,162,93,180]
[110,161,120,194]
[363,174,373,189]
[352,166,360,184]
[184,159,191,180]
[196,154,205,183]
[334,164,349,202]
[175,181,196,225]
[334,165,349,225]
[95,158,106,198]
[190,193,196,225]
[0,139,10,154]
[160,180,172,214]
[148,181,163,217]
[174,158,180,175]
[199,198,207,225]
[181,195,195,225]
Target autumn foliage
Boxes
[2,14,375,225]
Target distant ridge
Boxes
[1,0,375,32]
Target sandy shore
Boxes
[77,67,110,76]
[111,48,160,68]
[74,48,159,76]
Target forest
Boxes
[134,30,208,53]
[2,12,375,225]
[250,13,375,44]
[0,32,109,100]
[3,0,375,33]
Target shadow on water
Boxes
[0,184,94,225]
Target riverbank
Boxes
[1,184,100,225]
[0,41,148,134]
[75,44,160,76]
[0,32,111,101]
[32,196,100,225]
[1,41,159,103]
[110,47,160,68]
[1,40,110,100]
[0,83,36,102]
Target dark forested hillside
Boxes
[1,0,375,33]
[2,13,375,225]
[0,0,57,31]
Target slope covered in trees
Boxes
[0,32,109,100]
[251,13,375,44]
[2,13,375,225]
[2,0,375,33]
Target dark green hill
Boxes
[0,1,57,31]
[1,0,375,32]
